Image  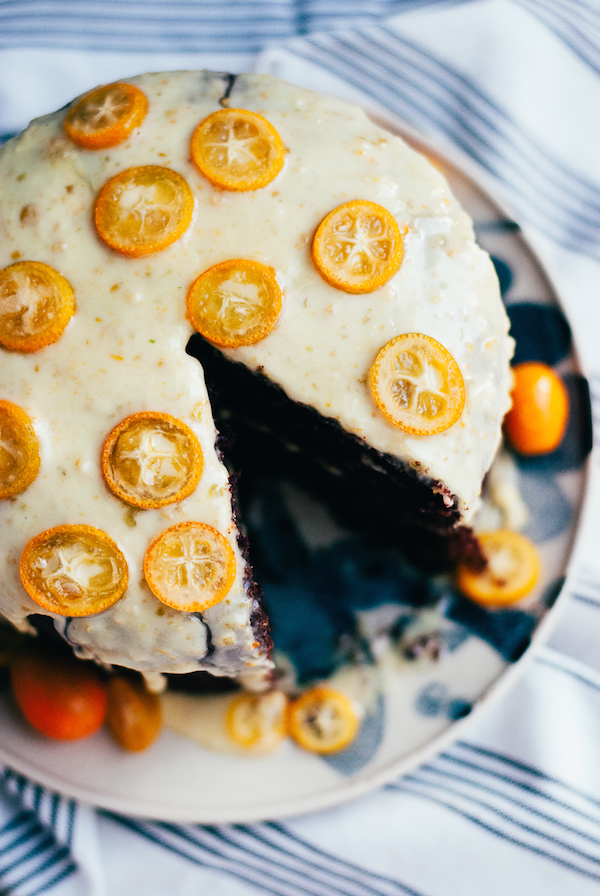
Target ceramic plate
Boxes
[0,117,591,823]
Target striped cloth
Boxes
[2,1,600,893]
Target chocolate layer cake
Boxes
[0,70,513,688]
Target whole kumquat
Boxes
[106,675,163,752]
[504,362,568,455]
[11,649,108,740]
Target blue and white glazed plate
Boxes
[0,117,591,823]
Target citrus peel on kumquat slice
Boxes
[20,525,129,617]
[64,83,148,149]
[287,686,360,754]
[504,362,569,456]
[143,522,236,613]
[0,261,75,353]
[186,259,282,348]
[226,691,288,752]
[457,530,540,607]
[191,108,284,191]
[102,412,203,509]
[312,200,403,293]
[370,333,465,435]
[0,400,40,499]
[94,166,194,257]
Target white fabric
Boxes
[2,1,600,893]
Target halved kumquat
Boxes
[20,525,129,617]
[94,166,194,257]
[288,686,359,754]
[191,108,284,191]
[457,530,539,607]
[0,400,40,499]
[187,259,281,348]
[312,200,403,293]
[64,83,148,149]
[0,261,75,352]
[102,412,203,509]
[504,362,568,456]
[144,522,236,613]
[370,333,465,434]
[226,690,288,752]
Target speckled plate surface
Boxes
[0,118,591,823]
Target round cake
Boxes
[0,71,513,688]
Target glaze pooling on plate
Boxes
[0,71,512,683]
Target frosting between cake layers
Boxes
[0,70,513,678]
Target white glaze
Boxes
[0,71,512,680]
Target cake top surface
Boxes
[0,70,512,678]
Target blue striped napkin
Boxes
[2,1,600,894]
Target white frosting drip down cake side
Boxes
[0,71,514,686]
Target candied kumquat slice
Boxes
[64,83,148,150]
[370,333,465,435]
[102,412,203,509]
[94,166,194,257]
[288,686,359,754]
[457,530,539,607]
[20,525,129,617]
[0,401,40,499]
[226,690,288,752]
[504,362,568,456]
[186,259,281,348]
[144,522,236,613]
[191,108,284,191]
[312,200,403,293]
[0,261,75,352]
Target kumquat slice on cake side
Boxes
[102,412,203,509]
[287,686,360,754]
[191,108,285,191]
[94,166,194,257]
[20,525,129,617]
[312,200,403,294]
[370,333,465,435]
[0,400,40,499]
[143,522,236,613]
[457,530,540,607]
[64,83,148,150]
[186,259,282,348]
[0,261,75,353]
